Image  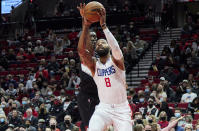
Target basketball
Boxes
[84,1,104,23]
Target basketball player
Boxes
[77,31,99,131]
[77,4,132,131]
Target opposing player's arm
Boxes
[78,22,96,76]
[77,3,96,76]
[98,8,125,70]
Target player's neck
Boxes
[99,54,110,64]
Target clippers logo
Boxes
[97,65,116,76]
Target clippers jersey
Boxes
[93,57,127,104]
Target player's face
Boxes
[95,39,110,57]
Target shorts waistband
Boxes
[99,101,129,108]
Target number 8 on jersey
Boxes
[105,77,111,87]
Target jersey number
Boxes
[105,78,111,87]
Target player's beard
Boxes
[96,47,110,57]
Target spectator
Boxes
[68,51,77,61]
[59,115,79,131]
[8,109,22,127]
[0,49,8,71]
[158,111,169,129]
[184,124,193,131]
[67,71,81,93]
[196,124,199,131]
[59,58,69,74]
[25,74,35,90]
[24,119,37,131]
[133,35,148,55]
[47,55,60,76]
[151,53,166,71]
[6,83,17,97]
[5,74,17,88]
[181,86,197,103]
[16,48,27,60]
[188,97,199,114]
[7,49,16,62]
[178,64,189,82]
[19,75,25,84]
[38,103,48,120]
[49,99,63,118]
[0,114,8,130]
[63,34,71,48]
[18,97,29,114]
[34,40,44,56]
[57,89,66,103]
[143,96,159,118]
[31,92,44,108]
[182,16,195,34]
[133,124,144,131]
[23,108,38,127]
[135,91,148,114]
[133,112,144,125]
[35,65,49,80]
[144,124,152,131]
[37,119,46,131]
[26,48,35,62]
[54,38,64,55]
[175,80,189,102]
[69,59,76,71]
[193,81,199,94]
[49,116,60,131]
[158,102,174,121]
[63,96,72,112]
[156,84,167,102]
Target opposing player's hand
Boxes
[77,3,92,26]
[97,8,106,28]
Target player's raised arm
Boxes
[97,8,125,70]
[77,3,96,76]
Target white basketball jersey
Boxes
[93,57,127,104]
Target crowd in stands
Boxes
[2,1,199,131]
[130,15,199,130]
[0,15,159,130]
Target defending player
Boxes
[77,4,132,131]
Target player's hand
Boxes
[77,3,92,26]
[97,8,106,28]
[178,115,185,121]
[77,3,85,18]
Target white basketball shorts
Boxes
[88,101,133,131]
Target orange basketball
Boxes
[84,1,104,23]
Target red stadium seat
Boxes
[178,103,188,109]
[194,114,199,120]
[171,86,177,91]
[192,120,197,125]
[19,70,29,75]
[13,76,19,82]
[173,69,179,75]
[75,121,81,127]
[148,71,159,77]
[141,37,153,42]
[19,64,27,68]
[9,71,19,76]
[168,103,175,108]
[9,64,18,69]
[153,78,160,84]
[0,71,9,76]
[141,79,148,85]
[55,75,61,81]
[134,87,145,93]
[28,63,38,68]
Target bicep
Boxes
[79,51,96,76]
[112,56,125,71]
